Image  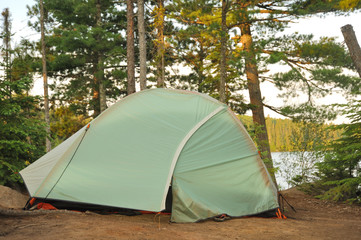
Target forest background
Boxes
[1,0,361,204]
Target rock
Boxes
[0,185,29,209]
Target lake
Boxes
[272,152,319,190]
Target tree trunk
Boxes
[96,0,107,112]
[40,0,51,152]
[138,0,147,91]
[198,43,206,93]
[98,59,107,112]
[219,0,227,103]
[127,0,136,94]
[92,78,100,117]
[240,19,277,185]
[2,8,12,98]
[2,8,10,83]
[156,0,165,88]
[341,24,361,78]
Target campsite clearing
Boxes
[1,187,360,240]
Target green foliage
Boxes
[277,122,331,188]
[166,0,361,123]
[292,0,361,14]
[168,0,249,113]
[50,106,92,146]
[317,177,361,203]
[0,13,46,186]
[339,0,361,10]
[0,76,46,188]
[28,0,128,117]
[310,101,361,204]
[239,115,341,152]
[1,0,359,193]
[269,35,360,121]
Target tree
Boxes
[237,5,275,179]
[0,13,46,187]
[138,0,147,90]
[154,0,165,87]
[314,101,361,204]
[167,0,361,186]
[28,0,128,118]
[168,0,243,105]
[278,122,331,188]
[219,0,228,103]
[40,0,51,152]
[0,76,46,188]
[168,1,215,93]
[127,0,136,94]
[50,106,91,143]
[341,24,361,78]
[96,0,107,111]
[1,8,11,84]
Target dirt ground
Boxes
[1,186,361,240]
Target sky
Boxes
[1,0,361,122]
[1,0,38,44]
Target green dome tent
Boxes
[20,88,278,222]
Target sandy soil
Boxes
[1,187,361,240]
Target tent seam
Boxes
[43,126,90,200]
[227,108,278,194]
[160,105,225,210]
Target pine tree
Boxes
[219,0,228,103]
[341,24,361,78]
[0,13,46,186]
[168,0,361,185]
[154,0,166,87]
[138,0,147,90]
[315,101,361,204]
[127,0,136,95]
[28,0,128,118]
[39,0,51,152]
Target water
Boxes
[271,152,319,190]
[272,152,290,190]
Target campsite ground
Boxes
[1,187,361,240]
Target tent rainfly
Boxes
[20,88,279,222]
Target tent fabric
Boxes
[20,88,278,222]
[171,108,278,222]
[20,127,87,196]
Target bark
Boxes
[92,83,100,117]
[198,43,206,93]
[96,0,107,112]
[240,17,277,186]
[40,0,51,152]
[98,58,107,112]
[341,24,361,78]
[219,0,227,103]
[127,0,136,94]
[2,8,10,85]
[92,53,100,117]
[156,0,165,88]
[138,0,147,90]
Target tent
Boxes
[20,88,279,222]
